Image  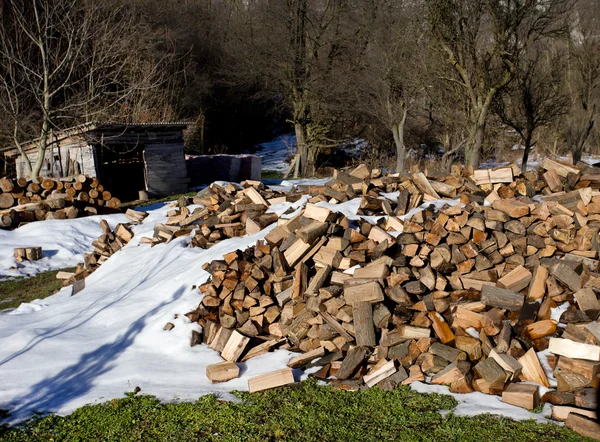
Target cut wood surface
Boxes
[248,368,295,393]
[206,362,240,383]
[0,174,120,229]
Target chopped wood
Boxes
[480,285,525,311]
[565,413,600,440]
[248,368,295,393]
[549,338,600,362]
[518,348,550,387]
[502,383,540,410]
[363,360,397,387]
[206,361,240,383]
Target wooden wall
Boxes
[144,144,189,196]
[14,136,96,179]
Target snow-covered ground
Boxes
[254,134,296,173]
[0,184,555,425]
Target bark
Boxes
[466,118,484,168]
[294,121,308,178]
[392,107,408,173]
[522,134,533,172]
[570,107,595,165]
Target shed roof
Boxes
[1,121,192,155]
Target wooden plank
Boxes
[248,368,295,393]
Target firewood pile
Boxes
[174,158,600,434]
[0,174,121,229]
[140,181,290,247]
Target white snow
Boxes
[0,187,567,426]
[254,134,296,173]
[0,213,128,280]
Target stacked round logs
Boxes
[0,175,121,229]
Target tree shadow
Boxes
[40,250,59,259]
[2,286,185,423]
[0,257,177,368]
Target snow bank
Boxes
[0,213,127,279]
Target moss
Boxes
[0,268,75,311]
[0,381,589,441]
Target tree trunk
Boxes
[571,108,595,165]
[306,144,317,177]
[522,134,532,172]
[294,121,308,178]
[392,107,408,173]
[572,147,582,165]
[466,122,483,168]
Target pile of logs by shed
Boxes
[177,158,600,438]
[0,175,121,229]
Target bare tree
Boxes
[229,0,352,177]
[351,0,430,172]
[563,0,600,164]
[0,0,171,178]
[494,48,568,170]
[427,0,572,168]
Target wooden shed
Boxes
[1,122,191,200]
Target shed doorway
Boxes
[95,143,146,201]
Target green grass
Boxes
[261,169,284,179]
[120,191,198,210]
[0,381,589,441]
[0,268,74,311]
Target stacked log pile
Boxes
[140,181,291,247]
[0,175,121,229]
[182,159,600,436]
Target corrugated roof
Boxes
[1,121,193,153]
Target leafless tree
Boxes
[494,48,568,170]
[563,0,600,164]
[0,0,172,178]
[351,0,431,172]
[427,0,572,168]
[228,0,352,177]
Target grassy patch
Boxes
[120,191,198,210]
[0,268,74,311]
[261,169,284,179]
[0,381,589,441]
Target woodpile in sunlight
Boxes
[174,159,600,434]
[0,174,120,229]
